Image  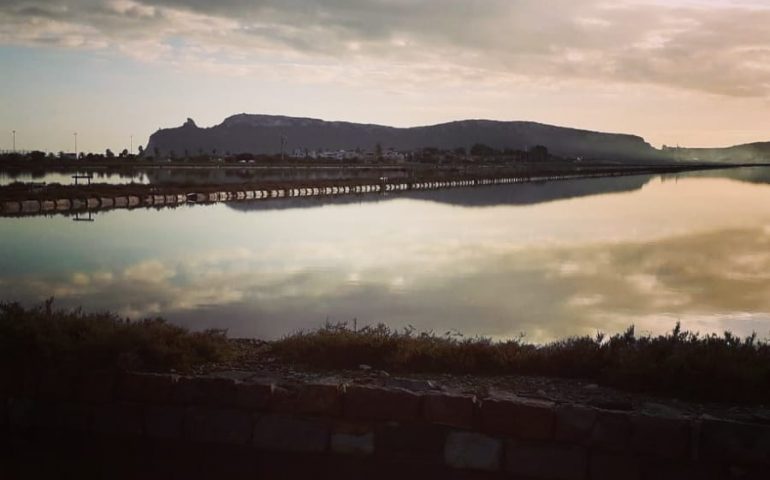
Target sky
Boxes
[1,0,769,153]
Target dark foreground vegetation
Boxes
[0,301,232,373]
[274,322,770,404]
[2,301,769,403]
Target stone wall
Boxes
[0,370,767,479]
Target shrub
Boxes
[272,322,770,403]
[0,300,232,373]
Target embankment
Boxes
[1,369,768,479]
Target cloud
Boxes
[4,224,770,341]
[1,0,770,97]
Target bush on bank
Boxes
[272,322,770,403]
[0,300,232,372]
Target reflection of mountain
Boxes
[403,175,652,207]
[666,166,770,185]
[146,114,663,162]
[667,143,770,164]
[227,174,654,212]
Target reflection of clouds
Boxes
[4,225,770,340]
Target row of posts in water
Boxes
[1,171,631,216]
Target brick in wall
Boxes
[630,414,690,460]
[481,396,555,440]
[505,440,587,480]
[270,383,341,416]
[92,403,144,436]
[345,385,421,422]
[555,404,598,444]
[589,452,641,480]
[423,393,476,430]
[699,417,770,466]
[376,423,447,465]
[232,381,272,410]
[185,407,254,445]
[591,410,632,452]
[444,431,502,472]
[252,414,330,453]
[118,372,176,404]
[145,405,185,439]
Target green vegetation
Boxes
[0,300,232,373]
[273,322,770,403]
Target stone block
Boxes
[232,381,272,410]
[444,431,502,472]
[699,417,770,466]
[331,425,375,456]
[99,198,114,208]
[375,423,447,464]
[186,408,253,445]
[505,440,587,480]
[118,372,177,404]
[7,398,39,429]
[630,414,690,459]
[555,404,598,443]
[271,383,341,416]
[55,402,92,431]
[92,403,143,436]
[252,414,330,453]
[591,410,632,452]
[78,369,117,403]
[590,452,641,480]
[344,385,421,421]
[423,393,476,430]
[145,405,185,439]
[174,376,238,406]
[643,461,726,480]
[481,396,555,440]
[36,370,77,401]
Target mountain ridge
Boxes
[144,114,767,163]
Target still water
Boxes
[2,168,770,342]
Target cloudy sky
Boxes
[1,0,769,152]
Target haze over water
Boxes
[2,168,770,342]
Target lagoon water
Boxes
[2,168,770,342]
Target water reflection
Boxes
[2,169,770,341]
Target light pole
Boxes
[130,135,133,155]
[11,130,15,152]
[73,132,78,158]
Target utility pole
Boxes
[280,133,287,162]
[73,132,78,158]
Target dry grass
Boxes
[272,322,770,403]
[0,300,233,373]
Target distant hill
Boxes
[665,143,770,164]
[144,114,664,162]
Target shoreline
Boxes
[0,162,745,217]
